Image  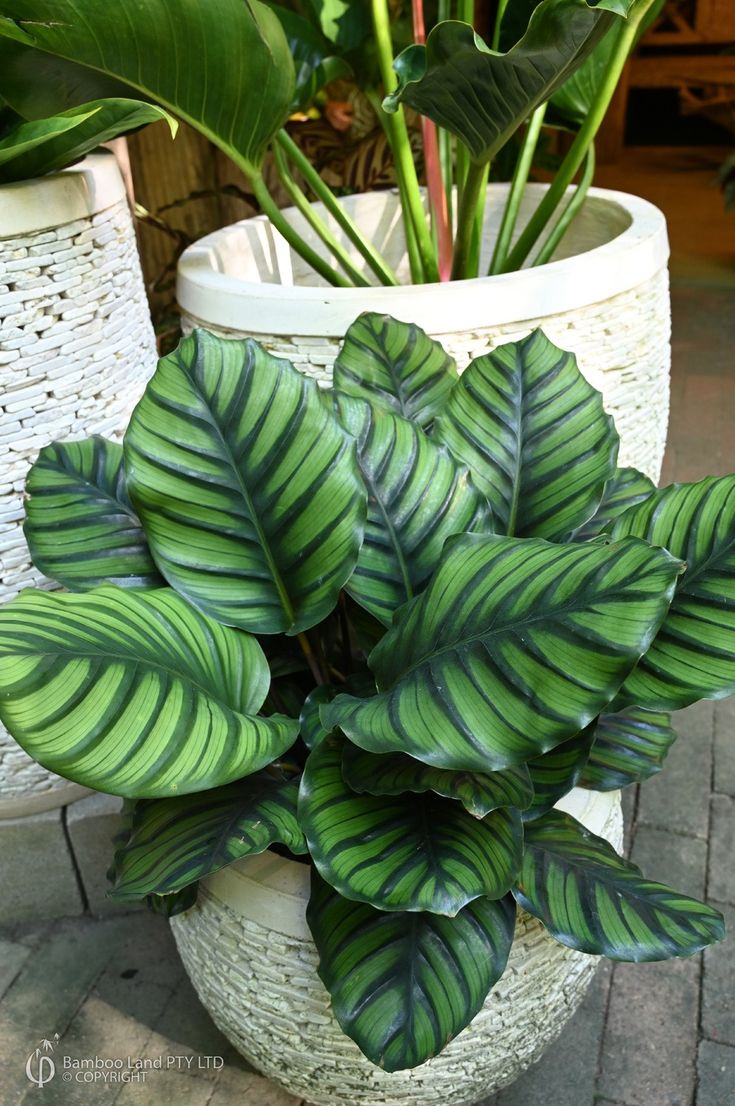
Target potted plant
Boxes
[0,0,670,486]
[0,320,727,1105]
[0,46,181,814]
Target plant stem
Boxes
[465,161,489,279]
[272,141,371,287]
[297,632,325,687]
[488,103,547,275]
[501,1,654,273]
[371,0,439,283]
[457,0,475,23]
[249,171,350,288]
[451,159,487,279]
[532,142,595,267]
[491,0,510,49]
[275,129,399,287]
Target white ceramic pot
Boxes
[177,183,671,483]
[171,787,622,1106]
[0,152,158,817]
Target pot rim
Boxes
[0,152,125,239]
[177,184,669,338]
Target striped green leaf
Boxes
[24,437,163,591]
[307,871,516,1071]
[124,329,367,635]
[333,313,458,427]
[580,707,676,791]
[341,743,533,818]
[515,810,725,960]
[145,886,198,917]
[524,723,596,821]
[613,477,735,708]
[108,776,306,902]
[299,736,523,914]
[0,587,298,798]
[300,685,338,749]
[336,395,492,624]
[433,330,618,538]
[323,534,681,773]
[570,467,655,542]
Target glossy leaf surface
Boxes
[580,706,676,791]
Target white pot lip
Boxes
[0,152,125,238]
[177,185,670,338]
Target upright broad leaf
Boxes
[308,872,516,1071]
[524,723,596,821]
[299,736,523,915]
[336,395,491,624]
[108,776,306,902]
[333,313,458,427]
[580,707,676,791]
[433,331,618,539]
[324,534,680,773]
[342,743,533,818]
[0,99,176,183]
[0,0,294,173]
[384,1,634,163]
[124,330,367,635]
[570,467,655,542]
[515,810,725,960]
[613,477,735,708]
[0,587,298,797]
[267,3,350,110]
[24,437,163,591]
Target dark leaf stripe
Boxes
[570,466,655,542]
[580,707,676,791]
[308,871,515,1071]
[524,723,595,821]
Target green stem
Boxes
[491,0,510,49]
[457,0,474,22]
[488,103,547,275]
[532,143,596,267]
[249,172,350,288]
[451,159,487,280]
[272,142,370,287]
[371,0,439,284]
[275,129,399,287]
[465,161,489,280]
[501,2,654,274]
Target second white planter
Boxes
[177,182,671,483]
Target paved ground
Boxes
[1,151,733,1106]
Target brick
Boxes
[0,938,30,1001]
[597,957,700,1106]
[207,1066,301,1105]
[0,809,82,928]
[702,901,735,1046]
[713,698,735,797]
[65,792,135,915]
[479,964,611,1106]
[636,701,713,840]
[708,795,735,905]
[150,973,236,1064]
[696,1039,735,1106]
[115,1068,214,1106]
[630,826,707,900]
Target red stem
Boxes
[412,0,453,281]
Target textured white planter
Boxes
[0,152,158,817]
[172,787,622,1106]
[178,183,671,484]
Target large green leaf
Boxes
[612,477,735,708]
[569,466,655,542]
[24,437,163,591]
[0,587,298,798]
[433,331,618,539]
[524,722,596,820]
[333,313,458,428]
[308,872,516,1071]
[323,534,680,773]
[515,810,725,960]
[124,329,367,636]
[384,1,634,163]
[299,736,523,914]
[0,37,136,118]
[336,395,491,625]
[108,776,306,902]
[267,4,350,110]
[0,98,175,183]
[580,706,676,791]
[342,742,533,818]
[0,0,294,173]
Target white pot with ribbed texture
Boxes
[171,787,622,1106]
[177,183,671,483]
[0,151,158,818]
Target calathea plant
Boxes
[0,318,729,1070]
